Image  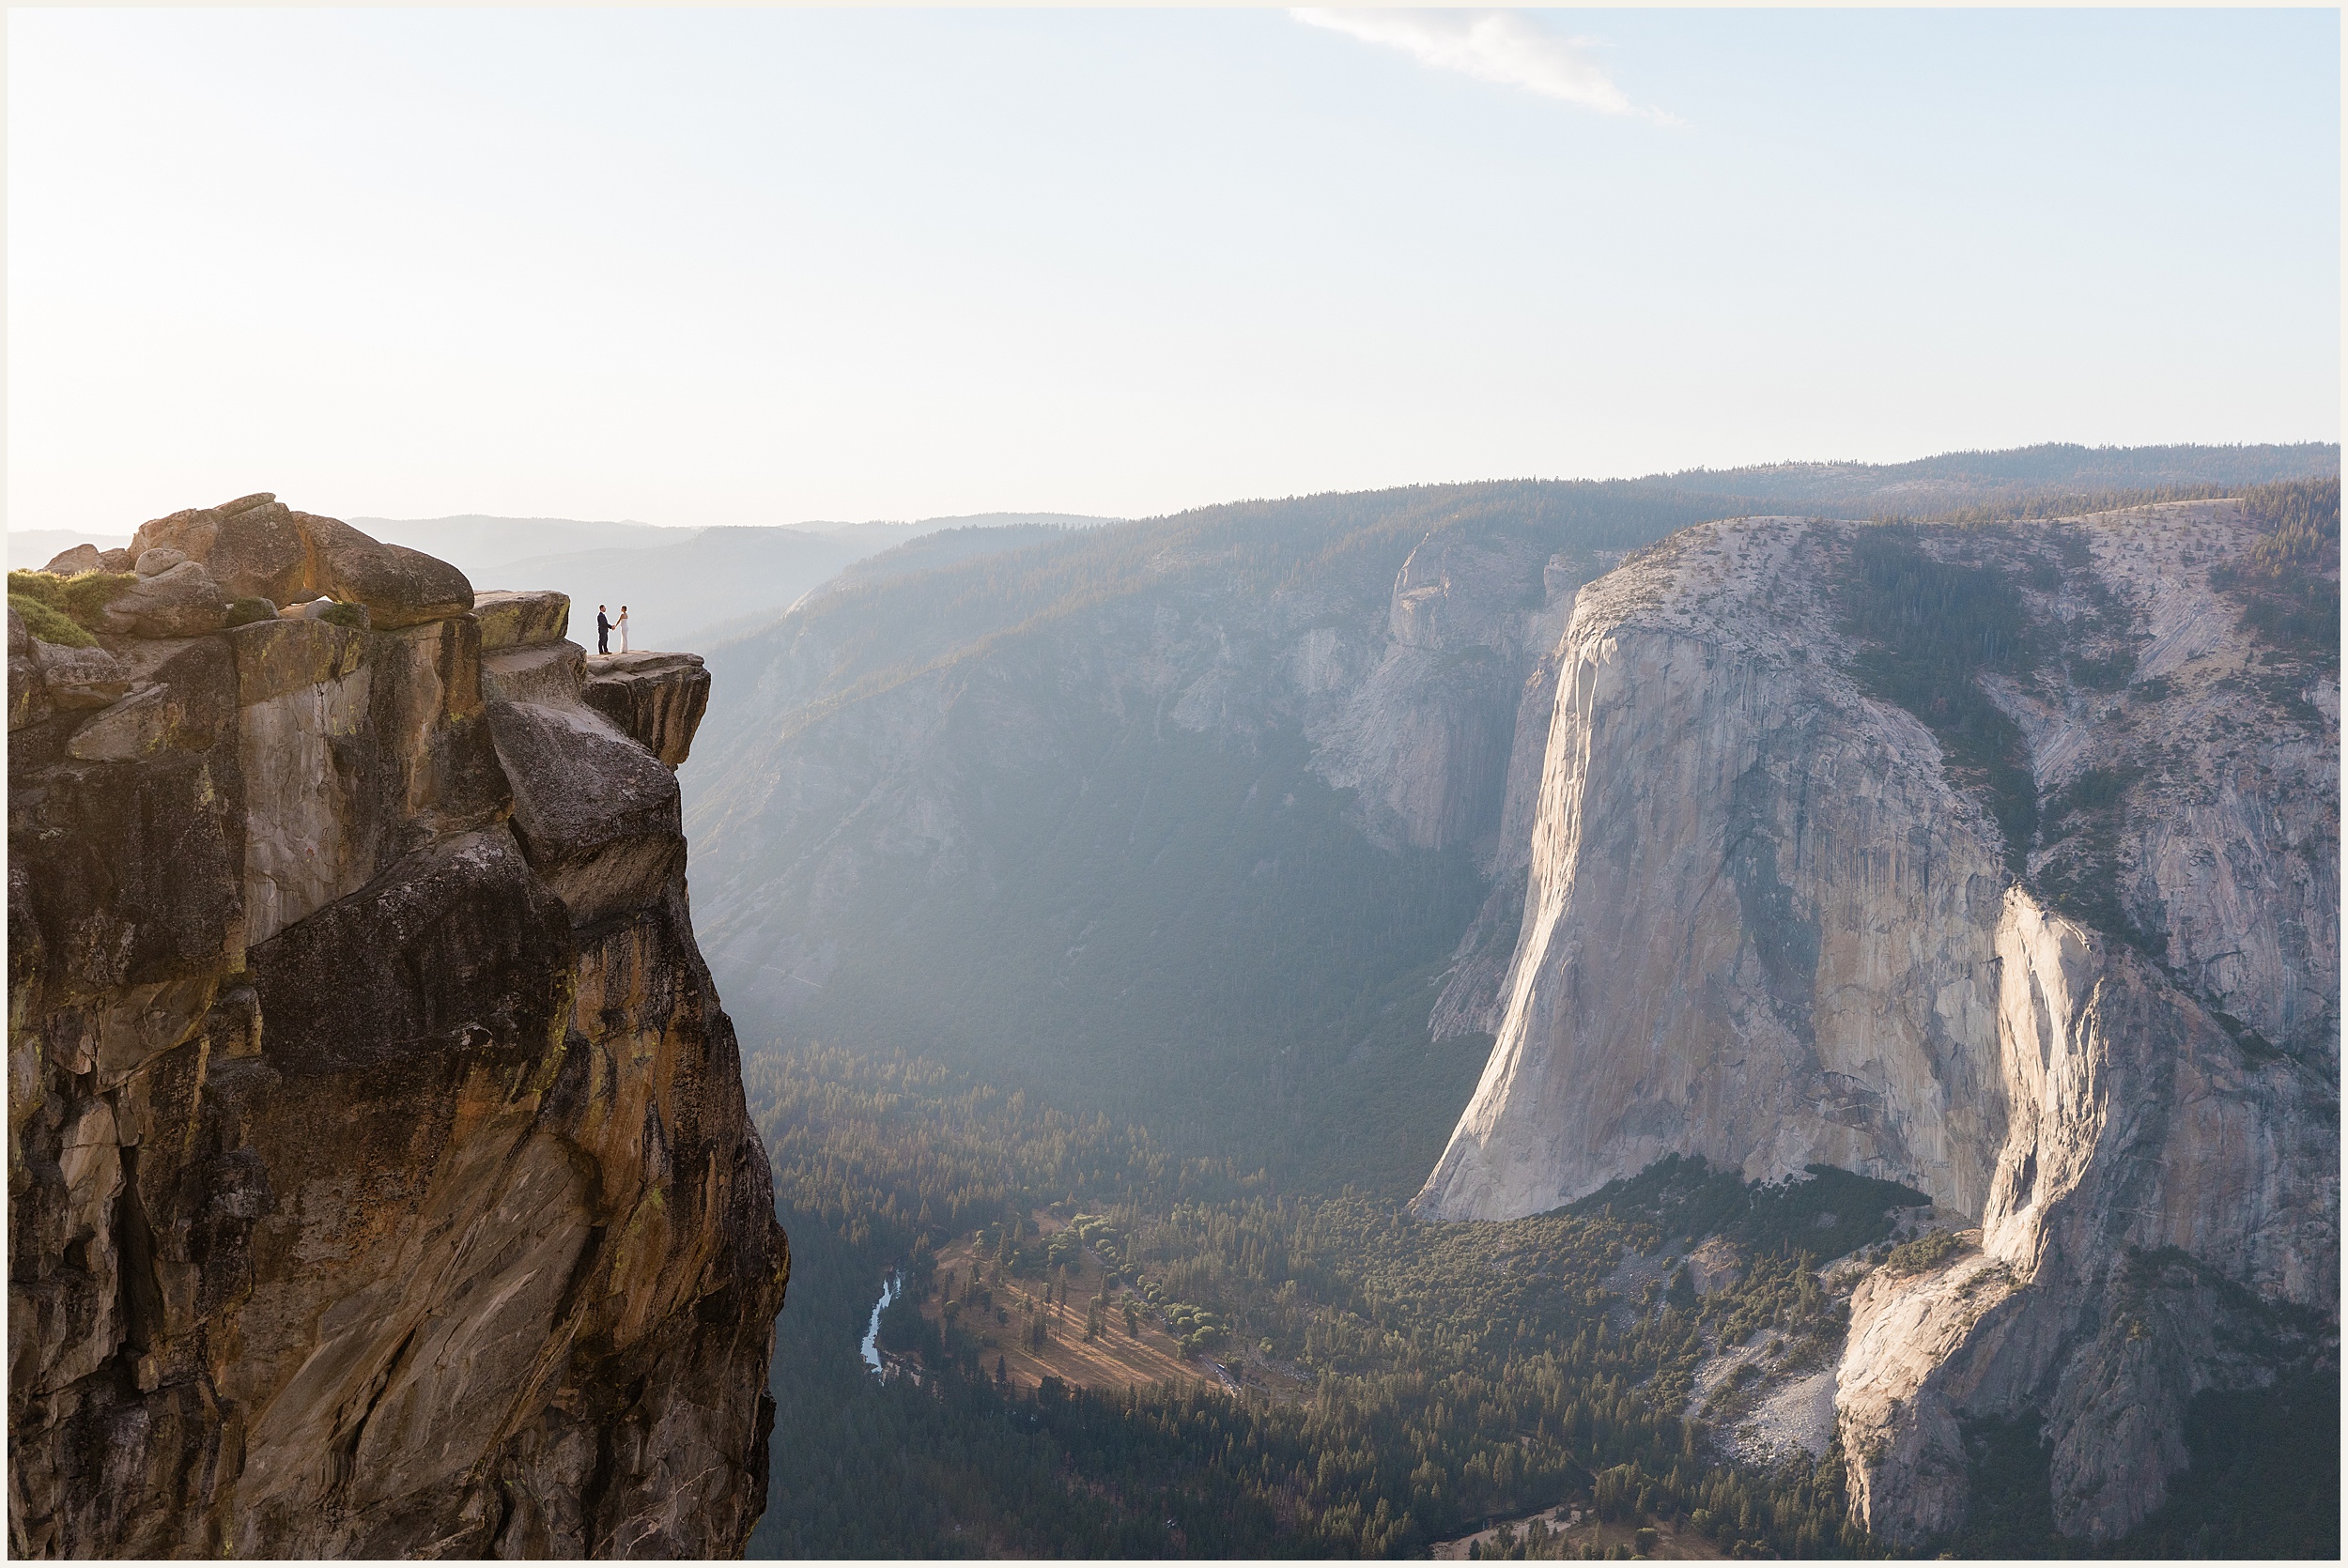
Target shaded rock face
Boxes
[584,652,711,769]
[687,507,1592,1052]
[1413,503,2339,1544]
[1306,530,1557,857]
[8,504,786,1558]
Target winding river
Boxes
[859,1271,900,1376]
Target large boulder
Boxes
[485,699,684,926]
[248,827,573,1075]
[206,501,310,603]
[473,590,570,652]
[128,508,222,566]
[128,495,311,605]
[482,641,587,707]
[39,545,104,577]
[100,561,229,639]
[292,512,472,629]
[33,641,131,711]
[582,652,711,767]
[224,616,368,708]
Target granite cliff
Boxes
[8,497,787,1557]
[1413,497,2339,1543]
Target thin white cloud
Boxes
[1292,8,1674,123]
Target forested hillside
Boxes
[742,1046,2335,1559]
[347,510,1118,654]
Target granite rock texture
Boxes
[39,545,105,577]
[474,590,573,653]
[1413,503,2338,1544]
[8,503,786,1558]
[583,653,711,769]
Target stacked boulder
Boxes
[22,493,473,645]
[8,499,785,1558]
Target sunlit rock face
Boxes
[8,501,786,1558]
[1415,502,2339,1544]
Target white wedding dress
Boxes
[617,613,630,653]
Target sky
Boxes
[8,7,2340,534]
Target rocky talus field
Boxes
[1414,501,2338,1543]
[8,497,786,1556]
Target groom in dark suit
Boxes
[595,604,611,654]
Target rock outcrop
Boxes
[112,492,472,629]
[583,652,711,769]
[1413,501,2339,1543]
[8,500,787,1558]
[39,545,104,577]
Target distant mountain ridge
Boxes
[1641,440,2340,508]
[345,511,1121,652]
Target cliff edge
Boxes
[8,496,788,1557]
[1414,500,2338,1543]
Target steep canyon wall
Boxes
[8,498,785,1557]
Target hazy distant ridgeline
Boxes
[8,529,132,570]
[347,511,1119,652]
[1653,440,2341,511]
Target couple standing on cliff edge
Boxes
[596,604,630,654]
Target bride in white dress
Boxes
[617,606,631,653]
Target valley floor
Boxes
[1431,1504,1723,1560]
[923,1226,1211,1396]
[746,1042,2338,1560]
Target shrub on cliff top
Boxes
[1836,528,2038,875]
[8,567,137,632]
[1881,1228,1970,1276]
[2213,476,2340,667]
[8,591,96,648]
[224,596,277,628]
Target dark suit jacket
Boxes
[596,613,611,635]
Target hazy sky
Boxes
[9,8,2340,533]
